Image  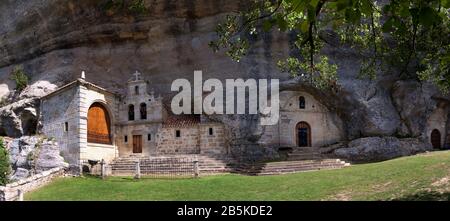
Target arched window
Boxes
[87,103,112,144]
[128,105,135,121]
[140,103,147,120]
[135,86,139,95]
[299,96,306,109]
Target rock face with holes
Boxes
[0,98,39,137]
[5,136,67,181]
[0,0,449,162]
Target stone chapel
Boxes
[39,71,226,169]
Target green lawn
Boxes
[26,151,450,201]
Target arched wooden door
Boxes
[431,129,441,149]
[296,122,311,147]
[87,103,112,145]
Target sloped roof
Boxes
[163,114,200,128]
[40,78,116,100]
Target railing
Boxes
[139,157,197,178]
[87,132,112,145]
[110,157,198,179]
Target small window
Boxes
[147,134,151,141]
[124,135,128,143]
[64,122,69,132]
[135,86,139,95]
[209,128,214,136]
[175,130,181,138]
[299,96,306,109]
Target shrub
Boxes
[0,137,11,186]
[102,0,147,15]
[10,65,29,92]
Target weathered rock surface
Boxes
[34,140,68,172]
[5,136,68,181]
[0,0,448,162]
[333,137,433,162]
[391,80,440,137]
[0,98,39,137]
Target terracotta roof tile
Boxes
[163,114,200,128]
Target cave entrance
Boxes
[431,129,441,149]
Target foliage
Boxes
[26,151,450,200]
[0,137,11,186]
[10,65,28,92]
[210,0,450,92]
[101,0,148,15]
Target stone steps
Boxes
[234,159,350,176]
[109,154,350,176]
[286,147,324,161]
[110,155,237,176]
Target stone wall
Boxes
[157,126,201,154]
[156,123,227,155]
[426,102,449,148]
[40,85,81,166]
[116,123,161,156]
[199,123,226,155]
[0,167,65,201]
[79,82,118,163]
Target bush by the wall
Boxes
[0,137,10,186]
[10,66,29,92]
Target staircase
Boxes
[110,155,237,176]
[109,152,350,177]
[234,159,350,176]
[286,147,323,160]
[197,155,238,175]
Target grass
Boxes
[26,151,450,201]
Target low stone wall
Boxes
[0,167,65,201]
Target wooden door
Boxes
[133,135,142,153]
[431,129,441,149]
[87,103,111,144]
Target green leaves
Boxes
[299,21,310,33]
[10,65,28,92]
[345,8,361,24]
[276,16,288,32]
[0,137,10,186]
[210,0,450,92]
[418,7,441,27]
[382,17,401,32]
[263,20,273,32]
[442,0,450,9]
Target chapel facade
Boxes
[39,71,225,168]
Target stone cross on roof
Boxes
[133,71,142,81]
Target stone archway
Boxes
[87,102,112,145]
[296,122,311,147]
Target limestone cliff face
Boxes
[0,0,449,160]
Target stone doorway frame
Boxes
[296,121,311,147]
